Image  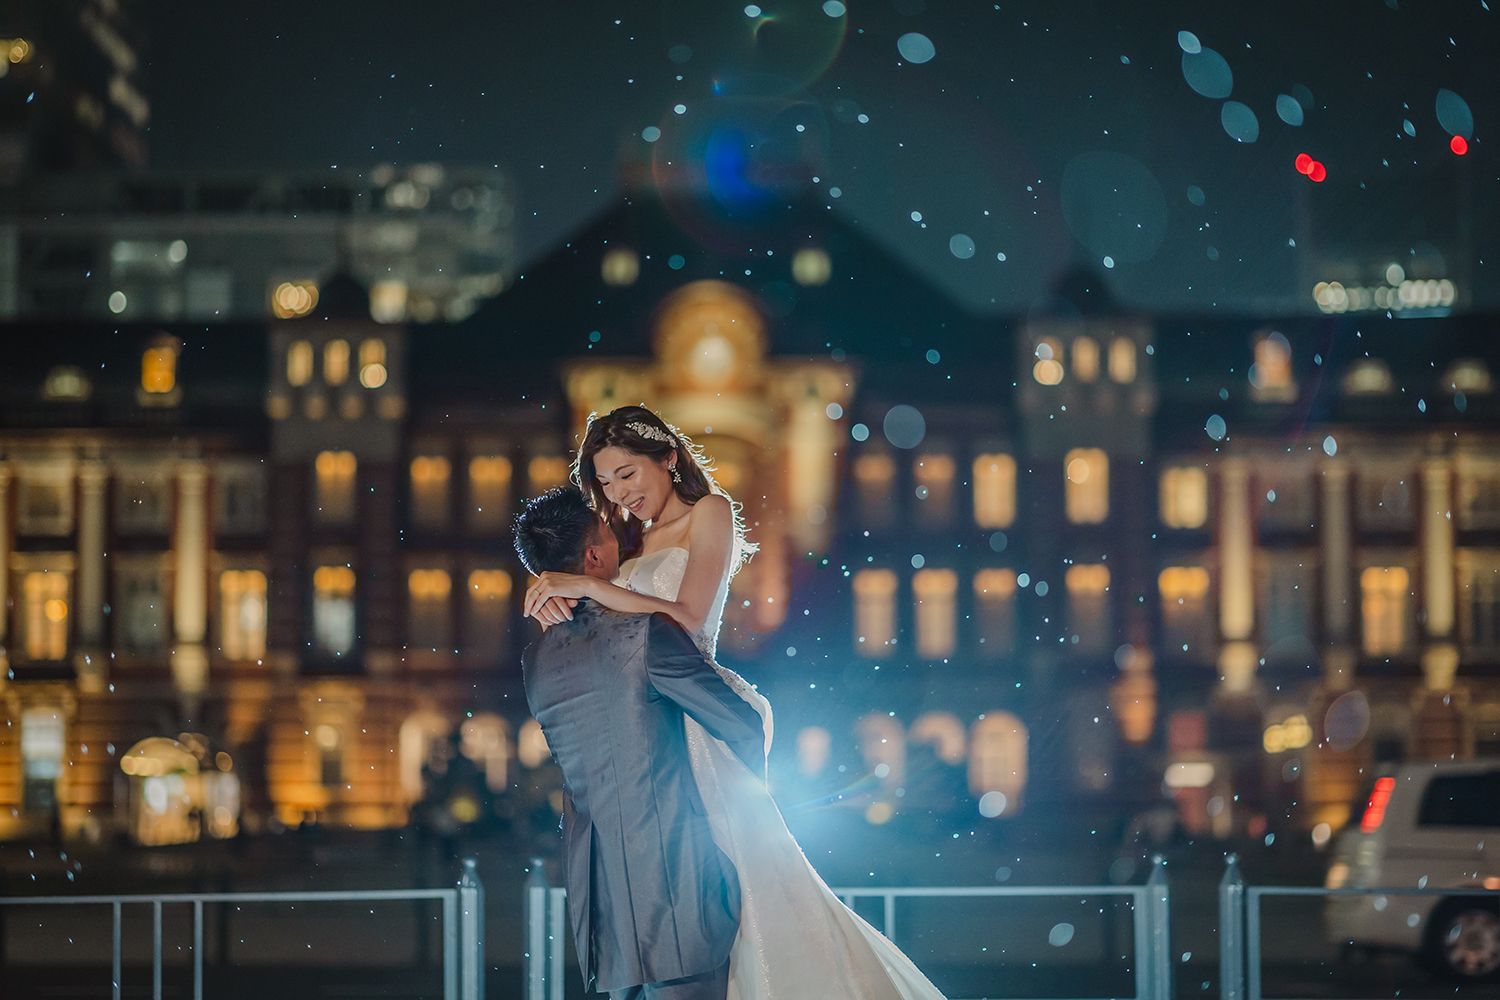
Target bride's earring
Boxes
[671,463,683,484]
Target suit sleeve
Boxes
[644,614,767,782]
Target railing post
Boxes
[524,856,549,1000]
[112,900,122,1000]
[1147,855,1172,1000]
[443,890,459,1000]
[460,858,486,1000]
[194,899,204,1000]
[1219,854,1245,1000]
[153,898,163,1000]
[548,887,566,1000]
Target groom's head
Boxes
[513,487,620,580]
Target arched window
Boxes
[467,456,513,535]
[465,568,513,664]
[323,339,351,385]
[1159,466,1208,528]
[1159,566,1213,657]
[286,340,314,386]
[796,726,832,777]
[1361,566,1411,656]
[408,568,454,654]
[1109,337,1137,383]
[219,569,267,660]
[1064,564,1111,653]
[312,565,357,657]
[973,568,1017,657]
[314,450,357,525]
[460,712,513,792]
[398,710,451,804]
[852,569,898,656]
[909,711,967,766]
[1072,336,1100,382]
[968,713,1028,815]
[1250,331,1296,402]
[1064,448,1109,524]
[913,453,955,526]
[410,455,452,532]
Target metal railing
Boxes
[525,855,1174,1000]
[0,856,485,1000]
[1218,853,1500,1000]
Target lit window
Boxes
[408,569,453,653]
[517,718,550,769]
[370,280,408,324]
[1065,564,1111,653]
[465,569,512,665]
[792,248,832,286]
[913,454,955,525]
[974,569,1017,657]
[1249,331,1296,402]
[527,456,571,495]
[287,340,313,386]
[271,280,318,319]
[796,726,832,777]
[972,454,1016,529]
[323,339,350,386]
[1343,359,1393,396]
[856,713,906,786]
[601,247,640,286]
[21,707,64,813]
[312,565,357,658]
[909,711,967,766]
[854,452,895,500]
[141,340,179,395]
[1109,337,1137,383]
[853,568,897,657]
[1072,336,1100,382]
[42,365,92,401]
[314,450,357,524]
[1159,466,1208,529]
[1457,551,1500,656]
[1444,359,1494,395]
[21,571,69,661]
[1159,566,1212,657]
[314,724,342,786]
[969,712,1027,815]
[1360,566,1410,657]
[912,567,957,659]
[114,556,167,653]
[1032,338,1063,385]
[358,339,388,389]
[1260,554,1315,660]
[219,570,267,660]
[461,712,514,792]
[1064,448,1109,524]
[410,456,452,532]
[398,711,450,803]
[468,456,513,535]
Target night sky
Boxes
[145,0,1498,314]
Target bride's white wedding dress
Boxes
[616,547,946,1000]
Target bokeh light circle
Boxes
[1177,30,1201,54]
[1295,153,1313,174]
[1221,101,1259,143]
[1205,414,1227,441]
[1324,691,1371,752]
[1276,95,1304,126]
[949,234,976,259]
[1308,161,1326,182]
[1049,922,1075,946]
[1181,48,1232,98]
[883,405,927,449]
[1451,135,1469,156]
[1435,88,1474,138]
[642,126,662,142]
[897,33,936,64]
[978,791,1008,818]
[1187,185,1206,206]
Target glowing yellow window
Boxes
[1109,337,1137,383]
[1072,337,1100,382]
[408,569,453,652]
[1160,467,1209,528]
[912,568,958,660]
[792,247,831,286]
[358,339,388,389]
[314,450,357,524]
[1065,564,1111,652]
[1033,338,1063,385]
[323,339,350,386]
[974,568,1017,656]
[465,569,513,663]
[913,454,955,520]
[287,340,313,386]
[1250,331,1296,402]
[1065,448,1109,524]
[1361,567,1410,656]
[219,570,267,661]
[468,456,513,534]
[972,454,1016,529]
[853,453,896,501]
[527,456,571,495]
[601,248,640,286]
[141,343,178,394]
[469,569,512,605]
[410,456,452,531]
[853,568,898,657]
[312,565,357,658]
[22,571,69,661]
[969,712,1028,813]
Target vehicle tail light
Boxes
[1360,776,1395,832]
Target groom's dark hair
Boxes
[513,487,599,576]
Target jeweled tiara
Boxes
[627,421,677,448]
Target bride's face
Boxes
[593,445,675,523]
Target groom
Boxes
[514,487,764,1000]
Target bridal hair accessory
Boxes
[627,421,678,448]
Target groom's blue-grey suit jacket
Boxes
[522,601,765,993]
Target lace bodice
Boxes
[614,546,729,661]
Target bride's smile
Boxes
[594,444,685,527]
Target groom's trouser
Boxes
[608,957,730,1000]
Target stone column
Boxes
[1319,462,1352,645]
[1217,458,1257,692]
[75,461,109,693]
[1421,458,1455,640]
[0,463,9,681]
[172,461,209,702]
[1413,457,1463,759]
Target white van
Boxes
[1324,760,1500,981]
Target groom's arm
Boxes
[644,614,766,782]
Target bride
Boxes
[523,405,946,1000]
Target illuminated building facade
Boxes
[0,188,1497,847]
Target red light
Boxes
[1360,776,1396,832]
[1308,161,1327,182]
[1295,153,1314,174]
[1451,135,1469,155]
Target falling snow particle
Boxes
[822,0,847,15]
[1103,256,1115,268]
[897,33,936,64]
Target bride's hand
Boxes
[525,572,593,622]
